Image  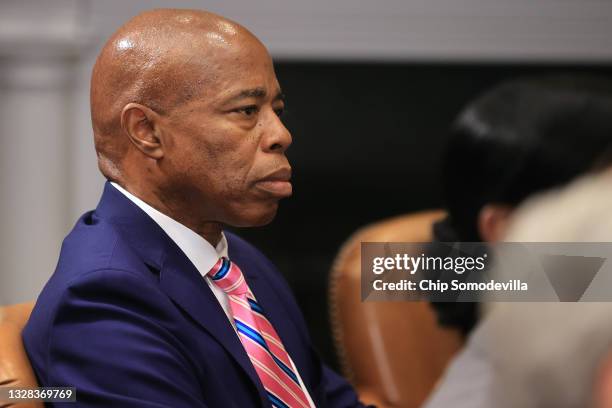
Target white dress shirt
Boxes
[111,182,233,320]
[110,182,316,407]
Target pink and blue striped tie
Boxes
[210,257,311,408]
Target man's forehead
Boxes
[190,47,279,101]
[184,31,273,78]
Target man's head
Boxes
[91,9,291,232]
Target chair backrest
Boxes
[0,302,42,408]
[329,210,464,408]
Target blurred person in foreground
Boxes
[429,75,612,335]
[487,167,612,408]
[431,168,612,408]
[423,75,612,408]
[22,9,366,408]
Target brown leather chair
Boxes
[0,302,42,408]
[329,211,464,408]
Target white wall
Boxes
[1,0,612,304]
[90,0,612,61]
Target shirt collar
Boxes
[110,182,227,277]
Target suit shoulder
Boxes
[27,212,161,341]
[56,211,153,281]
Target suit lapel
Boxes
[158,249,269,407]
[95,182,269,407]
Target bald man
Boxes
[22,9,367,408]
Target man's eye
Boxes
[274,107,285,117]
[236,106,259,116]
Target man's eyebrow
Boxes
[224,87,267,104]
[223,87,285,104]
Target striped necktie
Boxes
[210,257,311,408]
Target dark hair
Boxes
[431,75,612,335]
[439,75,612,241]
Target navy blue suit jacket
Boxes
[23,183,366,407]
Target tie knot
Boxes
[209,257,249,296]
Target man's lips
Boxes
[255,168,292,197]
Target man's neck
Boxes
[112,181,223,247]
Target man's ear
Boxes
[478,204,514,242]
[120,103,164,159]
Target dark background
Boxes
[232,61,612,371]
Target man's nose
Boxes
[262,110,292,154]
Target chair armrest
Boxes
[0,302,42,408]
